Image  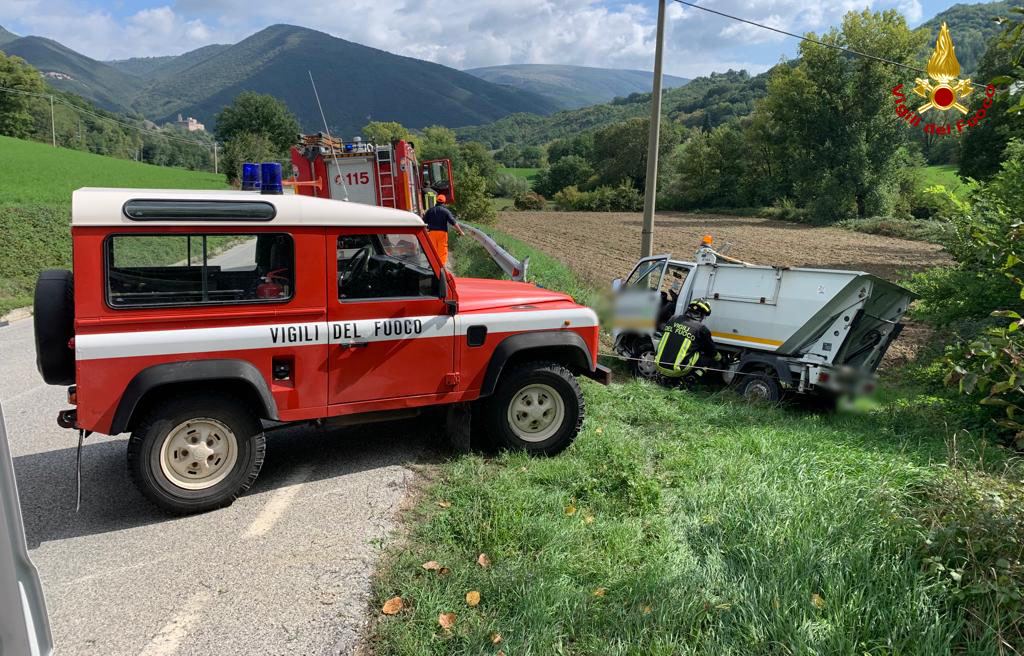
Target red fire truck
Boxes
[290,134,455,213]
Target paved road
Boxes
[2,317,435,655]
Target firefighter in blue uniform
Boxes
[655,298,721,381]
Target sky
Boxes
[0,0,993,78]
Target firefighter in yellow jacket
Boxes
[655,299,721,380]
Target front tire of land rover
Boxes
[484,361,584,455]
[127,395,266,515]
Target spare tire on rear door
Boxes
[34,269,75,385]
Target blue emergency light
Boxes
[241,163,261,191]
[260,162,283,195]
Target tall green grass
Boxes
[0,136,228,314]
[371,227,1024,655]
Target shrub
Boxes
[490,173,529,198]
[513,191,545,211]
[935,140,1024,445]
[761,197,808,222]
[837,216,948,243]
[552,180,643,212]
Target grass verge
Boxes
[370,227,1024,655]
[0,136,229,313]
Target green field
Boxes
[370,230,1024,655]
[497,167,541,186]
[920,164,974,198]
[0,136,228,314]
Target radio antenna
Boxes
[309,70,349,201]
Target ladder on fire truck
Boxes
[375,146,397,209]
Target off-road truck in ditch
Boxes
[34,186,608,514]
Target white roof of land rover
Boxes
[71,188,425,227]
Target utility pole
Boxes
[49,95,56,147]
[213,142,218,175]
[640,0,667,258]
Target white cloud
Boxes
[0,0,930,74]
[0,0,228,59]
[897,0,923,24]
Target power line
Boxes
[671,0,988,88]
[0,84,215,148]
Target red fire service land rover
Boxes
[34,170,608,514]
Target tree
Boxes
[362,121,410,145]
[754,10,926,220]
[215,92,300,154]
[451,167,496,225]
[0,53,45,139]
[459,141,497,181]
[535,155,594,197]
[547,133,594,165]
[417,125,459,163]
[221,133,278,185]
[661,125,749,208]
[520,145,545,168]
[590,117,681,189]
[496,143,522,167]
[959,31,1024,180]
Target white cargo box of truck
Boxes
[612,243,915,399]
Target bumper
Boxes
[582,364,612,386]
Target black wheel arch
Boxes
[480,331,594,397]
[111,359,278,435]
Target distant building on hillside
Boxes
[175,114,205,132]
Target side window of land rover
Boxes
[337,233,438,300]
[106,233,295,307]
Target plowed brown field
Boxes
[496,211,950,285]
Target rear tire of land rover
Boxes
[485,361,584,455]
[127,395,265,515]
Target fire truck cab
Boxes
[290,134,454,213]
[34,184,607,514]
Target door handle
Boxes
[339,341,369,349]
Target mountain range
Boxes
[0,22,684,135]
[467,64,689,110]
[0,24,561,134]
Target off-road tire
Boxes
[484,361,584,455]
[738,373,782,404]
[127,395,265,515]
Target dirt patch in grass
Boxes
[496,211,951,285]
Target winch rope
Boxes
[596,349,797,378]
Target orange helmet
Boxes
[436,194,447,204]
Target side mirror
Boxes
[611,278,623,293]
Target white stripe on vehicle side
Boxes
[74,308,598,361]
[456,307,598,334]
[76,321,328,361]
